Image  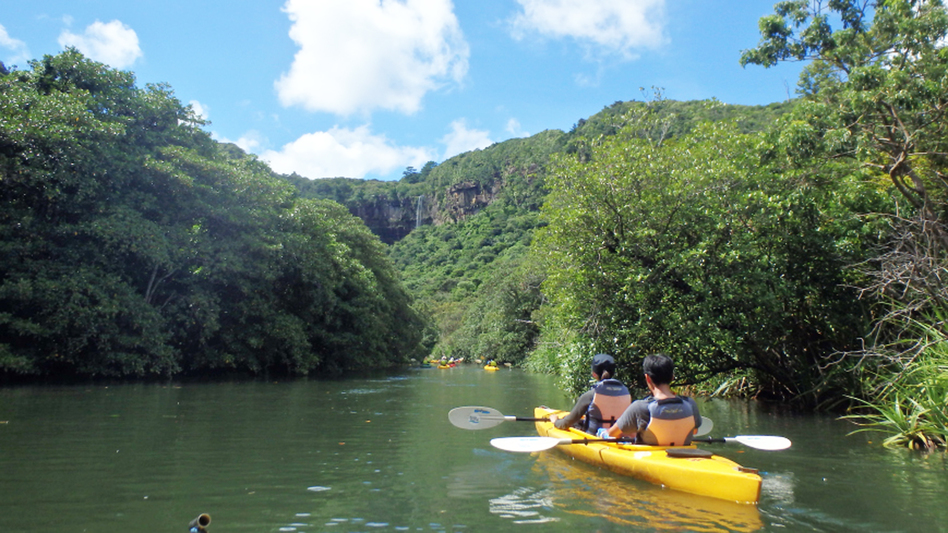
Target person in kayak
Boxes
[603,353,701,446]
[550,353,631,434]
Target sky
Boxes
[1,0,807,181]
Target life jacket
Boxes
[641,397,696,446]
[585,378,631,433]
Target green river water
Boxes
[1,365,946,533]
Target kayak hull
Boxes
[534,406,762,504]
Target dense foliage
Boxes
[0,50,429,379]
[741,0,948,442]
[528,100,894,405]
[294,100,803,368]
[388,201,542,362]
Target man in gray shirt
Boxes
[605,353,700,446]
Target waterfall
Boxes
[415,194,424,229]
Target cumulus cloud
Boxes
[261,125,436,179]
[233,131,267,153]
[188,100,209,120]
[441,119,492,160]
[511,0,667,58]
[58,20,142,69]
[275,0,470,116]
[212,130,267,154]
[505,118,529,137]
[0,24,30,67]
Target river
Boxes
[1,365,946,532]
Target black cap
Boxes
[591,353,615,376]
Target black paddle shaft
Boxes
[569,437,637,445]
[693,437,727,445]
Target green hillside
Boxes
[291,97,806,369]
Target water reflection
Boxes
[529,451,763,532]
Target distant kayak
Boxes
[531,406,762,504]
[484,365,499,371]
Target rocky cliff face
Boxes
[440,180,502,224]
[350,199,417,244]
[350,180,502,244]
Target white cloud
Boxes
[189,100,209,120]
[511,0,667,58]
[211,130,266,154]
[506,118,529,137]
[236,132,266,153]
[260,125,436,179]
[441,119,492,160]
[0,24,30,67]
[58,20,142,69]
[275,0,470,116]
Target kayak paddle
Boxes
[695,435,792,450]
[490,434,791,453]
[448,406,547,430]
[449,405,714,437]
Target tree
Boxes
[0,50,429,378]
[532,111,889,404]
[741,0,948,372]
[741,0,948,224]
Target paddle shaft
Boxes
[695,437,729,445]
[559,437,636,445]
[559,437,732,446]
[492,433,791,452]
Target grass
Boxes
[843,340,948,450]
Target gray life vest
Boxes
[586,378,631,433]
[641,397,696,446]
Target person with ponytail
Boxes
[551,353,632,435]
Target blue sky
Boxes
[2,0,805,181]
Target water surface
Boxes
[1,366,945,532]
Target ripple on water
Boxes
[340,388,384,395]
[489,487,559,524]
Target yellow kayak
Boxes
[534,406,762,504]
[484,365,499,371]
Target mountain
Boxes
[283,98,797,362]
[287,98,794,245]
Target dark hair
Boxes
[643,353,674,385]
[591,353,616,380]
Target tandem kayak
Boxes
[533,406,762,504]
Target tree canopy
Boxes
[530,101,894,404]
[0,50,429,379]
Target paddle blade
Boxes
[695,416,713,437]
[449,406,507,430]
[731,435,792,451]
[490,436,567,453]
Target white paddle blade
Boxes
[490,436,569,453]
[448,406,508,430]
[695,416,714,437]
[731,435,792,451]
